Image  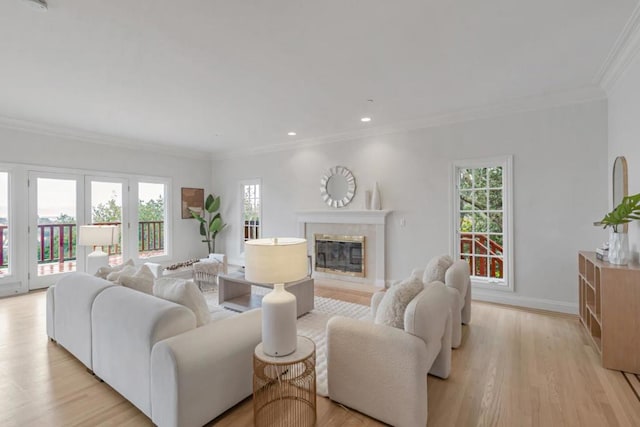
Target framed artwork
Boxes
[181,188,204,219]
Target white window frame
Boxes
[0,167,15,285]
[239,178,262,255]
[451,155,514,292]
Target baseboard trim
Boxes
[472,289,578,315]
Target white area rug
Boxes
[204,287,370,396]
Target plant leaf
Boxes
[209,216,222,233]
[204,194,215,212]
[199,222,207,237]
[210,196,221,212]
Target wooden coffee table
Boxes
[218,272,314,317]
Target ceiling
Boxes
[0,1,637,155]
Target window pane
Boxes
[472,168,487,188]
[489,212,503,234]
[37,178,77,276]
[472,190,487,210]
[459,191,473,211]
[489,257,503,279]
[0,173,8,276]
[473,256,488,277]
[473,213,487,233]
[459,169,473,190]
[488,167,503,188]
[91,181,123,265]
[459,214,472,232]
[489,189,502,210]
[138,182,166,258]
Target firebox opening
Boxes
[314,234,365,278]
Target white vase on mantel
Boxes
[364,190,372,210]
[371,182,381,210]
[608,230,629,265]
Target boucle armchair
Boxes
[413,257,471,348]
[327,282,452,427]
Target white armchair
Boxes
[193,253,227,290]
[327,282,452,427]
[413,257,471,348]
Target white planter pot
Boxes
[608,231,630,265]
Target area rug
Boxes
[204,287,370,396]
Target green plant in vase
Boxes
[191,194,226,254]
[596,193,640,265]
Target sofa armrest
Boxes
[327,316,428,427]
[370,291,385,318]
[150,309,262,427]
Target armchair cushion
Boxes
[422,254,454,284]
[374,276,424,329]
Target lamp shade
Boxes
[78,225,117,247]
[244,237,307,284]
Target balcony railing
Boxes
[243,219,260,241]
[460,233,503,278]
[0,221,168,268]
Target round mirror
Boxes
[613,156,628,208]
[320,166,356,208]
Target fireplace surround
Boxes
[297,210,390,287]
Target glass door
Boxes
[28,172,84,289]
[86,177,128,265]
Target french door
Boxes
[28,172,84,289]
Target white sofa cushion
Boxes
[107,264,136,283]
[154,278,211,327]
[97,258,134,280]
[120,264,155,294]
[374,276,424,329]
[422,254,454,284]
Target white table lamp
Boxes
[245,237,308,357]
[79,225,117,275]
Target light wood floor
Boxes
[1,286,639,426]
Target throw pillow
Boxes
[120,264,155,294]
[374,276,424,329]
[107,264,136,283]
[97,259,134,279]
[153,278,211,327]
[422,255,454,284]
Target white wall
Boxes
[213,100,608,313]
[608,51,640,261]
[0,126,212,297]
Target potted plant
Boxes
[191,193,226,254]
[596,193,640,265]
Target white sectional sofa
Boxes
[46,273,262,427]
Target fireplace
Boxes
[314,234,365,278]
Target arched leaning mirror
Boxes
[320,166,356,208]
[612,156,629,232]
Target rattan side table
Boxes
[253,336,316,427]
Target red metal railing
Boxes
[460,233,503,278]
[243,220,260,241]
[34,221,164,265]
[38,223,76,264]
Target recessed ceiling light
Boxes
[287,132,297,136]
[360,117,372,123]
[20,0,48,11]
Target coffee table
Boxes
[218,272,314,317]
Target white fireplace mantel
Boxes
[297,210,391,288]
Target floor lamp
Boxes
[244,237,308,357]
[78,225,117,275]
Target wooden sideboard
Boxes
[578,251,640,373]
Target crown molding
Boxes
[0,115,211,160]
[595,2,640,94]
[215,85,606,159]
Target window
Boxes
[453,156,513,290]
[138,181,168,259]
[0,172,9,277]
[241,180,261,252]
